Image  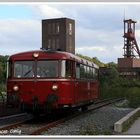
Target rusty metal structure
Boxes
[123,19,140,58]
[118,19,140,77]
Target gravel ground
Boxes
[42,104,134,135]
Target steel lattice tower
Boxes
[123,19,140,58]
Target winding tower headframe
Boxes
[123,19,140,58]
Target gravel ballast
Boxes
[42,105,134,135]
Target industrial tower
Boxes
[42,18,75,54]
[123,19,140,58]
[118,19,140,76]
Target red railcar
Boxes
[7,50,99,113]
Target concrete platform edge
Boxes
[114,107,140,133]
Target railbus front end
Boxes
[7,50,99,114]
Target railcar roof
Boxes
[9,50,99,69]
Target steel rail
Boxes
[0,121,24,131]
[0,113,27,121]
[0,113,32,133]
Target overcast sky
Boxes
[1,3,140,63]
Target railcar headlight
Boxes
[13,85,19,92]
[52,84,58,91]
[33,53,39,58]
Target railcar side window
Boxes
[92,68,98,79]
[76,63,80,79]
[61,60,72,78]
[80,64,84,78]
[87,66,90,78]
[95,69,98,79]
[84,65,87,78]
[14,61,34,78]
[89,67,93,79]
[37,60,58,78]
[61,60,65,77]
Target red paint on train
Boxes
[7,50,99,113]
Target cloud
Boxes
[0,19,41,55]
[76,45,123,63]
[1,4,140,63]
[76,26,122,47]
[30,5,65,19]
[76,46,106,52]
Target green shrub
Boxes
[126,87,140,108]
[99,63,140,108]
[0,83,6,92]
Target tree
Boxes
[76,54,105,67]
[0,55,8,91]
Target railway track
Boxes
[0,98,124,135]
[0,113,33,135]
[31,98,124,135]
[0,113,28,121]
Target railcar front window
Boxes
[37,60,58,78]
[14,61,34,78]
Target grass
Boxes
[122,110,140,132]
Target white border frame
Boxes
[0,2,140,139]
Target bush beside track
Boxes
[99,62,140,108]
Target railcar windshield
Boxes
[12,60,58,78]
[37,60,58,78]
[14,61,34,78]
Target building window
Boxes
[56,23,60,34]
[48,39,51,49]
[48,23,51,34]
[52,23,55,34]
[69,23,72,35]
